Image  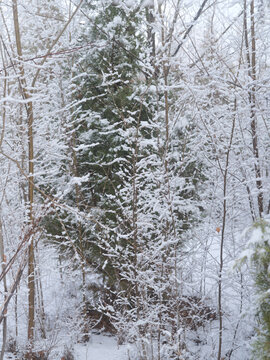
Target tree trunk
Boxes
[243,0,263,217]
[217,100,236,360]
[12,0,35,345]
[0,215,8,360]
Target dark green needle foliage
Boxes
[242,220,270,360]
[49,0,151,289]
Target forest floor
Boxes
[74,334,129,360]
[3,334,129,360]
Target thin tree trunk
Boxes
[12,0,35,345]
[146,3,156,78]
[243,0,263,217]
[15,288,18,346]
[132,102,147,360]
[146,5,155,58]
[158,3,183,356]
[0,51,8,360]
[0,216,7,360]
[71,128,88,340]
[35,252,46,339]
[217,100,236,360]
[250,0,263,217]
[172,0,210,57]
[227,272,244,360]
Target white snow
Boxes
[74,334,129,360]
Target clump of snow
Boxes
[142,0,154,7]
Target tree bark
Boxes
[0,216,7,360]
[243,0,263,217]
[217,100,236,360]
[12,0,35,345]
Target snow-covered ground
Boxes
[3,334,130,360]
[1,239,253,360]
[74,334,129,360]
